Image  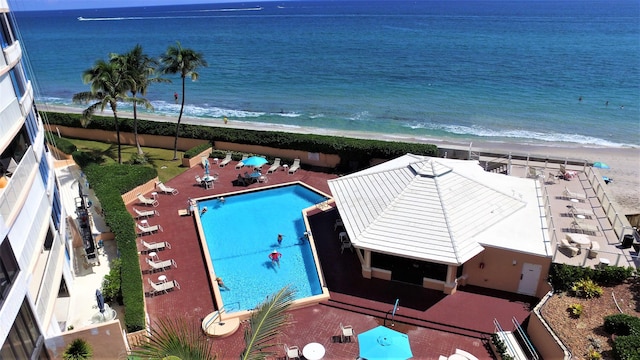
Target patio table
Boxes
[303,342,325,360]
[566,233,590,246]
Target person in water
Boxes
[216,277,230,290]
[269,250,282,267]
[277,234,284,244]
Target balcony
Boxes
[0,147,36,226]
[3,40,21,66]
[0,97,23,147]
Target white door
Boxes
[517,263,542,296]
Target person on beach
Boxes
[269,250,282,267]
[277,234,284,244]
[216,277,230,290]
[223,116,228,125]
[174,92,178,103]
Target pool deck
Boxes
[130,161,537,359]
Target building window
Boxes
[38,157,50,187]
[0,13,16,48]
[0,239,20,306]
[9,67,26,98]
[43,228,54,251]
[51,185,62,230]
[0,299,48,359]
[25,110,39,143]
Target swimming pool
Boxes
[198,183,329,312]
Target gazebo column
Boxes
[443,265,458,294]
[361,250,372,279]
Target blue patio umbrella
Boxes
[242,156,268,168]
[96,289,105,314]
[593,162,610,169]
[358,326,413,360]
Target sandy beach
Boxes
[43,104,640,215]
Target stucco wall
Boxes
[122,177,160,205]
[215,141,341,168]
[463,247,551,298]
[45,320,128,359]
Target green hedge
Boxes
[46,132,77,154]
[44,111,438,172]
[604,314,640,360]
[83,163,157,332]
[183,142,211,159]
[548,263,635,292]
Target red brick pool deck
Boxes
[130,161,537,359]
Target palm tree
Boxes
[159,41,208,160]
[72,59,132,164]
[133,317,216,360]
[241,286,295,360]
[111,45,164,155]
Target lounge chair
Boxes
[546,172,558,185]
[140,239,171,252]
[235,154,249,169]
[146,257,177,272]
[137,193,159,207]
[147,278,180,296]
[567,205,594,216]
[340,322,354,343]
[563,187,586,200]
[284,344,300,360]
[527,167,544,179]
[157,182,178,195]
[133,207,159,219]
[560,238,579,257]
[137,223,163,236]
[288,158,300,174]
[218,152,232,167]
[267,158,281,173]
[571,220,599,234]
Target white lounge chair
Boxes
[146,257,177,272]
[133,207,159,219]
[571,221,599,234]
[137,223,163,236]
[235,154,248,169]
[218,152,232,167]
[267,158,281,173]
[137,193,158,207]
[288,158,300,174]
[340,322,354,343]
[567,205,594,216]
[157,182,178,195]
[141,239,171,252]
[284,344,300,360]
[560,238,579,257]
[563,187,586,200]
[147,278,180,296]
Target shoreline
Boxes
[42,104,640,215]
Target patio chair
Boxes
[267,158,281,173]
[288,158,300,174]
[340,322,355,343]
[546,172,558,185]
[338,231,348,243]
[284,344,300,360]
[140,239,171,252]
[563,187,586,200]
[559,238,579,257]
[258,175,268,183]
[527,166,544,179]
[133,207,159,219]
[137,223,163,236]
[147,278,180,296]
[137,193,159,207]
[341,239,353,254]
[588,241,600,259]
[218,152,233,167]
[235,154,249,169]
[334,218,344,231]
[146,257,177,272]
[157,182,179,195]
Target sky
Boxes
[8,0,266,11]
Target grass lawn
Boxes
[67,138,188,183]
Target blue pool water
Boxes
[198,185,327,311]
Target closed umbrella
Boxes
[241,156,268,168]
[204,159,210,176]
[593,162,610,169]
[358,326,413,360]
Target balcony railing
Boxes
[2,40,21,66]
[0,97,23,146]
[36,230,63,320]
[0,147,36,226]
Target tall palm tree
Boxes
[132,317,217,360]
[159,41,208,160]
[111,45,165,155]
[72,59,132,164]
[241,286,295,360]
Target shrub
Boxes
[571,278,603,299]
[568,303,584,318]
[47,132,77,154]
[183,142,211,159]
[549,263,634,292]
[491,333,515,360]
[587,348,602,360]
[63,338,92,360]
[128,153,148,165]
[603,314,640,360]
[102,258,122,303]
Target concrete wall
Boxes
[215,141,341,169]
[45,320,128,359]
[527,292,570,360]
[463,247,552,298]
[121,177,159,205]
[182,147,213,168]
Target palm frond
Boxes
[132,317,216,360]
[241,286,295,360]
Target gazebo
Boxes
[328,154,552,295]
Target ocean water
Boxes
[12,0,640,147]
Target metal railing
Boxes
[512,317,539,360]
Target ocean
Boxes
[11,0,640,147]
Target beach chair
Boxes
[288,158,300,174]
[147,278,180,296]
[137,223,163,236]
[157,182,179,195]
[146,257,177,272]
[235,154,249,169]
[527,167,544,179]
[140,239,171,252]
[267,158,281,173]
[571,220,599,234]
[284,344,300,360]
[133,207,159,219]
[560,238,579,257]
[218,152,232,168]
[340,323,354,343]
[137,193,159,207]
[568,205,594,217]
[563,187,586,200]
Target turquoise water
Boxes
[12,0,639,147]
[198,185,326,311]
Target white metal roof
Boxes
[328,154,549,265]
